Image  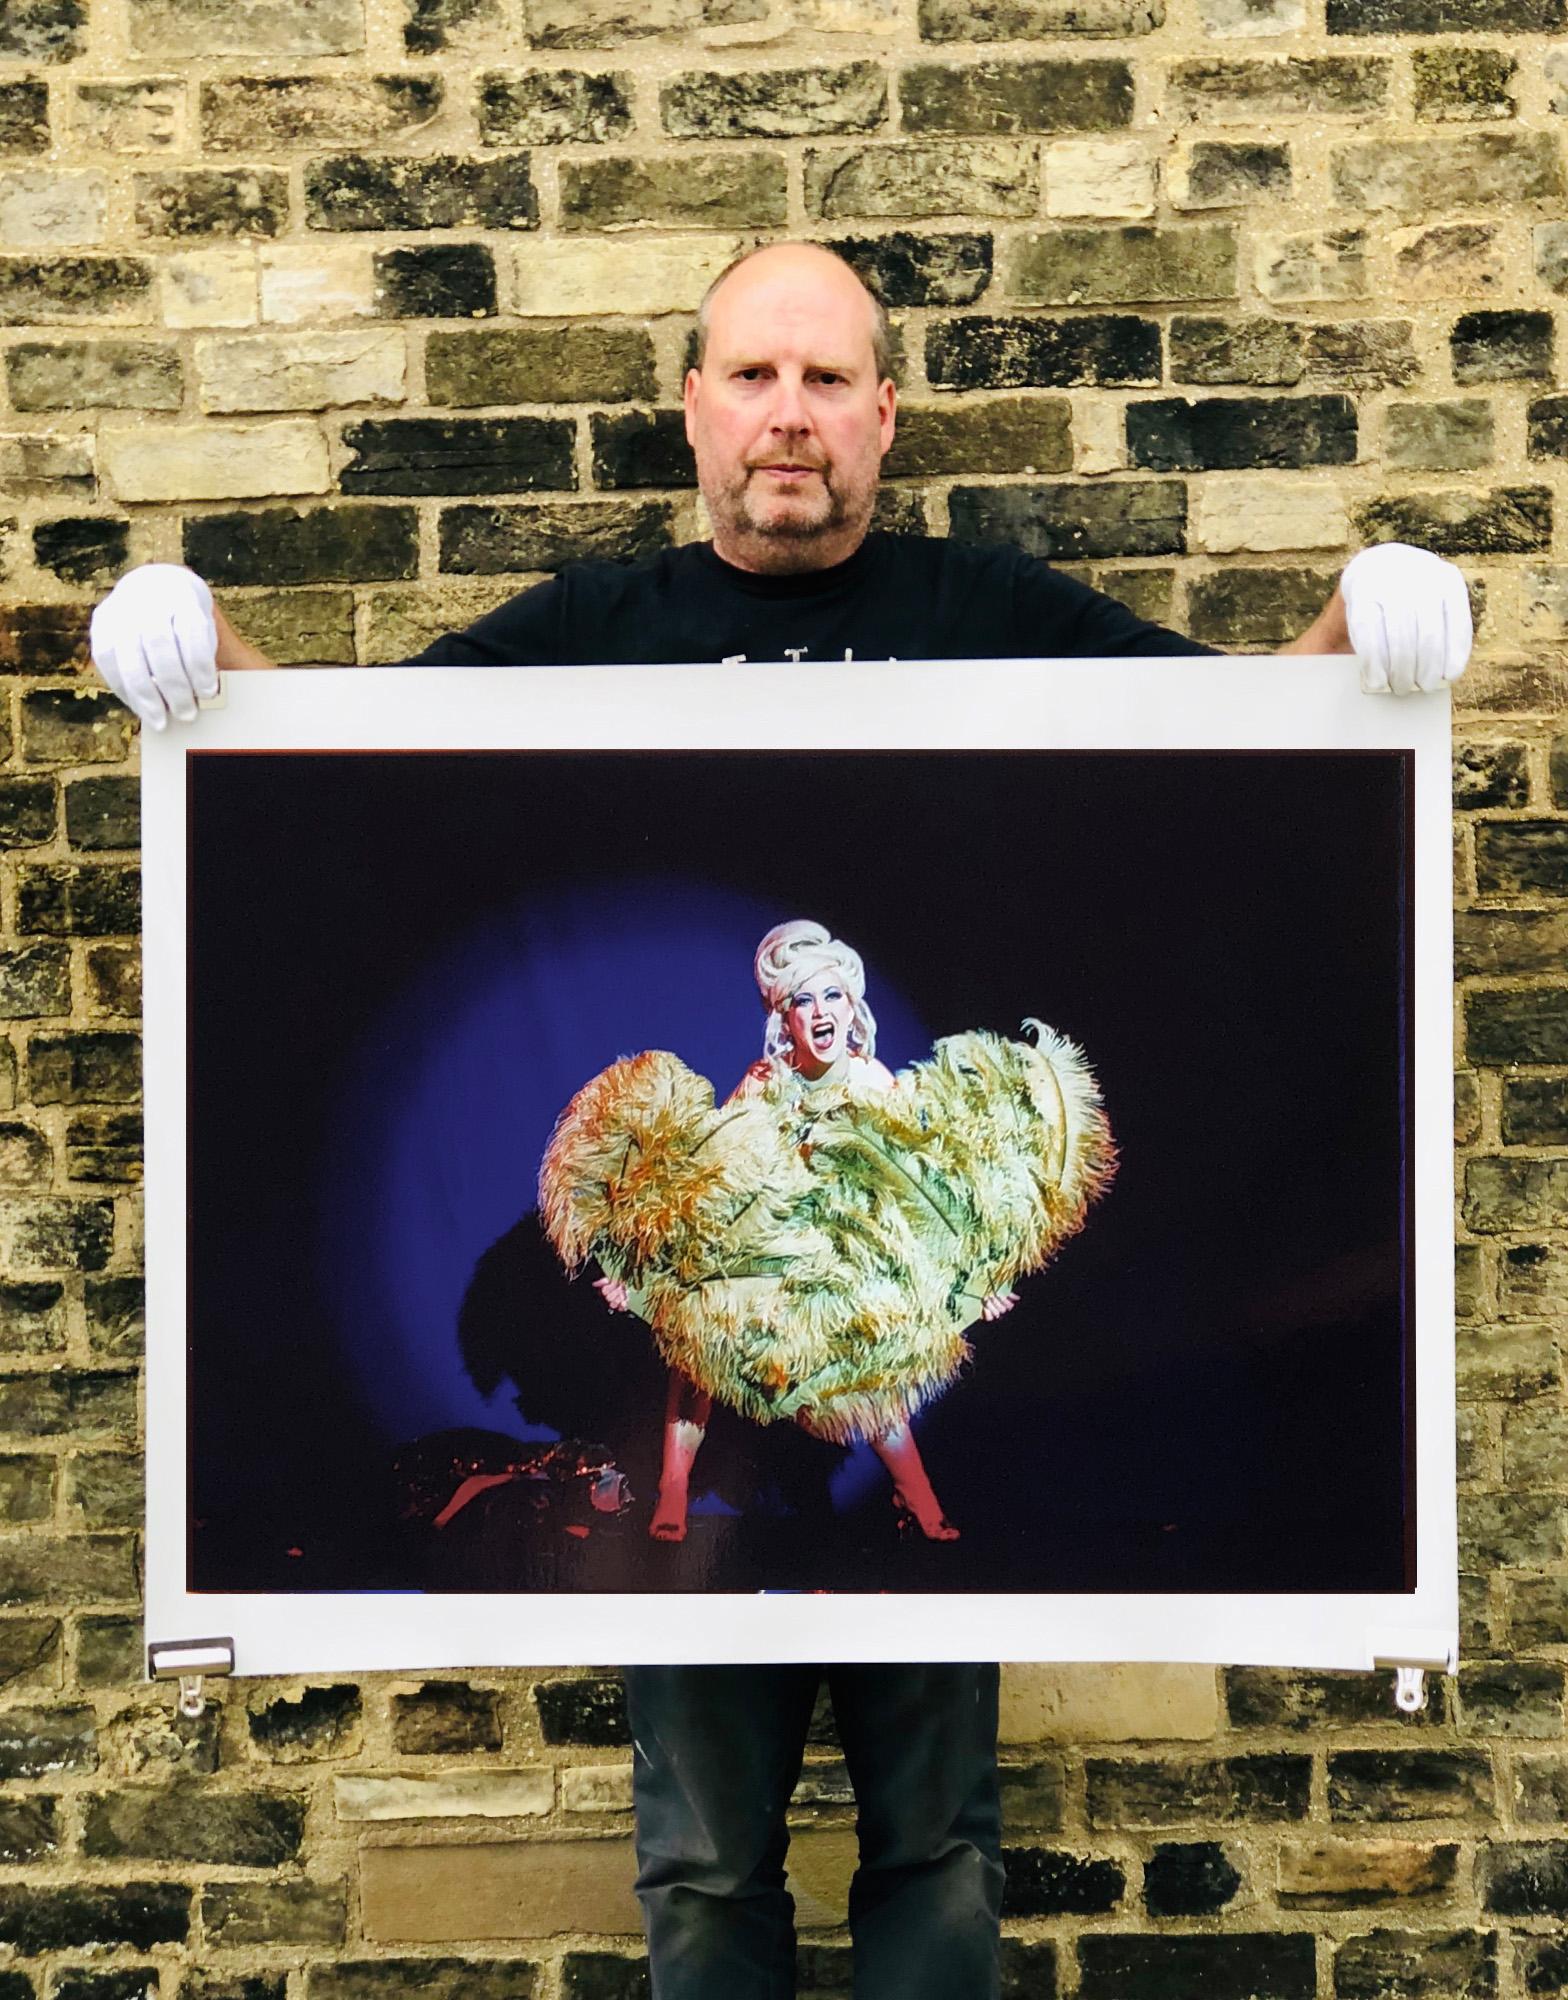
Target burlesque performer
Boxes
[538,919,1115,1544]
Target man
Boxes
[93,240,1469,2000]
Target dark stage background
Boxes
[186,748,1412,1600]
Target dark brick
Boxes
[661,64,885,139]
[1170,316,1304,386]
[927,313,1159,389]
[65,1451,141,1526]
[1466,1157,1568,1232]
[0,1798,58,1864]
[1555,735,1568,808]
[1144,1841,1243,1916]
[1187,568,1341,648]
[340,418,574,498]
[0,0,85,61]
[64,778,139,853]
[17,865,138,938]
[0,1368,135,1437]
[308,1963,540,2000]
[63,1111,141,1184]
[562,1956,648,2000]
[0,1885,189,1955]
[1462,1491,1565,1567]
[1387,400,1493,472]
[1333,133,1562,211]
[5,1199,114,1272]
[1079,1936,1315,2000]
[0,1617,59,1689]
[900,59,1132,134]
[1459,1662,1564,1738]
[391,1681,503,1754]
[0,81,51,152]
[1227,1667,1448,1731]
[51,1972,156,2000]
[1,603,90,672]
[305,156,538,232]
[1097,566,1173,625]
[0,780,55,850]
[830,229,991,308]
[1087,1755,1310,1829]
[1475,823,1568,898]
[202,1880,347,1948]
[1305,322,1421,389]
[1328,0,1561,27]
[949,480,1185,561]
[885,397,1071,477]
[1335,1931,1497,1999]
[1454,311,1554,384]
[1415,48,1517,120]
[1358,488,1550,557]
[536,1676,629,1747]
[428,325,655,406]
[1000,1942,1058,2000]
[32,518,129,588]
[0,1281,65,1353]
[919,0,1162,31]
[180,1980,280,2000]
[478,70,633,145]
[85,1276,143,1357]
[1169,55,1390,115]
[1010,224,1236,305]
[439,500,672,575]
[7,339,182,412]
[20,690,133,766]
[82,1788,305,1867]
[403,0,488,52]
[1454,744,1528,809]
[1000,1758,1066,1831]
[561,153,786,230]
[590,412,692,491]
[1515,1756,1568,1822]
[28,1032,140,1102]
[1480,1842,1568,1914]
[248,1686,362,1762]
[134,169,289,239]
[76,1614,142,1687]
[1503,1082,1568,1146]
[183,505,418,586]
[1181,141,1291,208]
[1456,910,1568,978]
[0,256,152,326]
[1128,394,1355,472]
[1529,398,1568,460]
[200,75,442,151]
[373,245,496,320]
[85,944,140,1017]
[1002,1847,1124,1916]
[1329,1751,1493,1822]
[0,1452,54,1517]
[1522,1939,1568,1995]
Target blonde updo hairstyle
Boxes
[754,919,878,1065]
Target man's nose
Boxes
[767,373,810,432]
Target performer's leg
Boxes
[625,1664,819,2000]
[868,1422,958,1540]
[651,1369,713,1541]
[829,1663,1004,2000]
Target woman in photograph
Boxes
[539,919,1114,1543]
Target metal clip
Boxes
[147,1636,235,1720]
[1394,1666,1426,1714]
[178,1675,206,1719]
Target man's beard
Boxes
[711,463,869,574]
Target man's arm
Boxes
[1277,542,1472,694]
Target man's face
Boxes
[684,248,897,576]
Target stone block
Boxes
[405,0,504,55]
[0,254,153,326]
[1329,1751,1494,1823]
[305,156,537,232]
[1386,401,1492,472]
[1460,1491,1565,1568]
[1530,397,1568,459]
[1514,1754,1568,1822]
[102,422,330,503]
[228,590,355,665]
[479,71,632,146]
[919,0,1160,30]
[561,153,786,230]
[258,246,374,325]
[248,1685,362,1763]
[526,0,696,41]
[0,0,86,61]
[392,1682,504,1754]
[339,417,574,497]
[1358,488,1550,557]
[0,1884,190,1955]
[661,64,885,138]
[805,141,1038,220]
[1333,134,1562,214]
[1079,1937,1315,2000]
[1086,1754,1310,1827]
[202,76,441,151]
[439,499,673,573]
[1097,565,1172,621]
[1458,1661,1564,1737]
[308,1968,539,2000]
[0,171,108,249]
[0,1533,137,1606]
[202,1880,347,1948]
[1479,1842,1568,1915]
[5,339,181,411]
[901,60,1132,136]
[1200,0,1303,27]
[1256,228,1367,303]
[1474,826,1568,898]
[0,1368,135,1437]
[1456,1321,1558,1401]
[928,313,1159,389]
[560,1958,646,2000]
[1192,476,1347,554]
[999,1667,1212,1745]
[373,245,495,319]
[1334,1931,1497,1999]
[0,1797,59,1863]
[82,1789,305,1867]
[0,1451,54,1518]
[336,1771,553,1819]
[1454,310,1554,384]
[1414,47,1517,120]
[1132,396,1354,472]
[1456,902,1568,970]
[831,228,992,306]
[28,1031,140,1106]
[1510,1579,1568,1654]
[536,1676,629,1746]
[1169,56,1388,117]
[127,0,365,58]
[134,170,289,239]
[563,1765,633,1813]
[0,434,95,497]
[1009,224,1235,304]
[0,1280,66,1351]
[17,866,140,939]
[1172,142,1289,210]
[1328,0,1559,26]
[357,579,523,662]
[1503,1086,1568,1147]
[950,479,1185,561]
[33,517,129,587]
[1279,1840,1459,1905]
[1393,223,1502,301]
[0,780,55,850]
[512,237,737,315]
[1045,137,1156,218]
[1453,742,1527,810]
[75,1613,141,1683]
[1170,317,1304,386]
[0,80,49,154]
[360,1840,639,1940]
[183,504,417,587]
[85,948,141,1018]
[883,397,1070,477]
[427,325,654,405]
[13,689,125,770]
[196,329,405,412]
[589,410,690,490]
[71,79,184,155]
[1504,1405,1568,1490]
[160,250,256,329]
[1004,1848,1125,1916]
[1537,223,1568,294]
[1186,568,1341,646]
[1144,1841,1243,1915]
[63,1111,141,1183]
[65,1451,141,1525]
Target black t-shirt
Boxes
[405,534,1216,668]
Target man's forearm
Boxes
[214,602,277,672]
[1276,584,1351,657]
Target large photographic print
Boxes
[142,659,1456,1672]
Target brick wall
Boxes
[2,0,1567,1993]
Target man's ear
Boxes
[878,376,897,458]
[683,367,701,448]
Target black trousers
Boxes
[623,1663,1004,2000]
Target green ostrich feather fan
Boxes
[538,1024,1114,1444]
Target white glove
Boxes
[1340,543,1471,697]
[89,564,219,731]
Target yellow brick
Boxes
[1278,1837,1458,1902]
[999,1665,1219,1744]
[360,1838,641,1940]
[195,330,405,413]
[1045,140,1158,220]
[1192,475,1349,554]
[260,245,375,325]
[100,421,330,502]
[512,237,743,317]
[0,171,109,249]
[561,1764,634,1812]
[160,250,258,329]
[334,1772,553,1821]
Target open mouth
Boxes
[811,1021,837,1050]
